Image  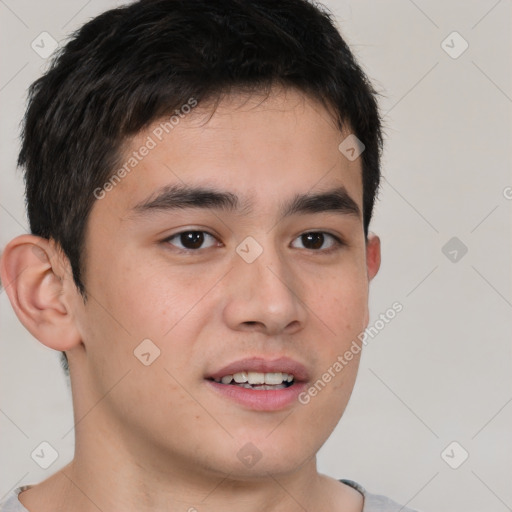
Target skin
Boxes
[0,87,380,512]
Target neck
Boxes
[19,426,361,512]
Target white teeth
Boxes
[247,372,265,385]
[217,371,294,385]
[233,371,248,383]
[264,372,283,385]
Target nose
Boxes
[222,239,307,336]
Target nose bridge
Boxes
[224,235,306,334]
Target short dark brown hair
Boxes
[20,0,382,301]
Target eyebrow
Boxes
[130,183,361,220]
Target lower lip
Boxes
[205,380,308,411]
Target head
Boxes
[1,0,382,480]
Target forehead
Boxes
[93,88,363,221]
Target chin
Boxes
[220,431,320,478]
[218,455,310,481]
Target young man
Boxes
[0,0,420,510]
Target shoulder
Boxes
[340,479,422,512]
[0,486,31,512]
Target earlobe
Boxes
[0,235,82,351]
[366,232,381,281]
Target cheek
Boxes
[313,273,369,338]
[90,254,201,341]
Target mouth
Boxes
[205,357,309,411]
[207,371,295,390]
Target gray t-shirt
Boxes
[0,480,420,511]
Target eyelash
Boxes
[162,230,346,254]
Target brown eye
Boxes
[165,231,217,250]
[291,232,343,252]
[302,232,324,249]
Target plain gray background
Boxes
[1,1,511,511]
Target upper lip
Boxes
[207,357,309,382]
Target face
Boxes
[68,87,380,480]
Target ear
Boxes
[0,235,82,351]
[366,232,381,281]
